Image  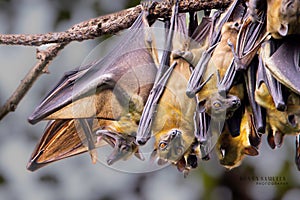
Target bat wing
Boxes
[263,37,300,95]
[244,56,266,133]
[259,40,287,111]
[27,119,107,171]
[28,12,157,124]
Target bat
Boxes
[137,2,206,175]
[136,0,179,145]
[248,0,300,38]
[27,118,144,171]
[255,47,300,149]
[191,21,243,123]
[27,10,158,170]
[186,0,246,97]
[148,13,197,173]
[216,106,259,170]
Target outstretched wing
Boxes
[28,12,157,124]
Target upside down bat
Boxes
[216,106,259,169]
[186,0,246,96]
[27,10,158,171]
[255,39,300,149]
[145,10,198,174]
[27,118,144,171]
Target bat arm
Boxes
[218,59,236,93]
[186,44,217,97]
[78,118,97,164]
[136,62,177,145]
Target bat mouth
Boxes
[288,114,297,127]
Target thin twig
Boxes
[0,43,66,120]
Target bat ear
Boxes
[274,131,284,148]
[150,149,158,161]
[134,149,145,161]
[243,146,259,156]
[278,24,288,37]
[197,100,206,113]
[157,158,168,165]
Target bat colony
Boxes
[27,0,300,175]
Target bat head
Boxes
[216,130,259,170]
[151,129,187,164]
[98,132,143,165]
[200,93,241,121]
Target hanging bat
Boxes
[186,0,246,97]
[191,21,243,124]
[136,0,179,145]
[27,118,144,171]
[216,106,259,170]
[255,45,300,149]
[27,10,158,170]
[249,0,300,38]
[147,12,197,173]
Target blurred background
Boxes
[0,0,299,199]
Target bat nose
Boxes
[136,138,147,145]
[232,98,240,107]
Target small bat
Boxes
[255,48,300,149]
[147,12,197,171]
[191,21,243,124]
[136,0,179,145]
[27,10,158,170]
[249,0,300,38]
[27,118,144,171]
[216,106,259,170]
[186,0,246,97]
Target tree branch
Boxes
[0,0,232,46]
[0,0,232,121]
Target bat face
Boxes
[155,129,185,162]
[216,107,259,169]
[203,93,241,121]
[267,0,300,38]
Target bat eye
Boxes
[213,101,221,108]
[170,129,179,138]
[120,145,130,152]
[159,141,168,150]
